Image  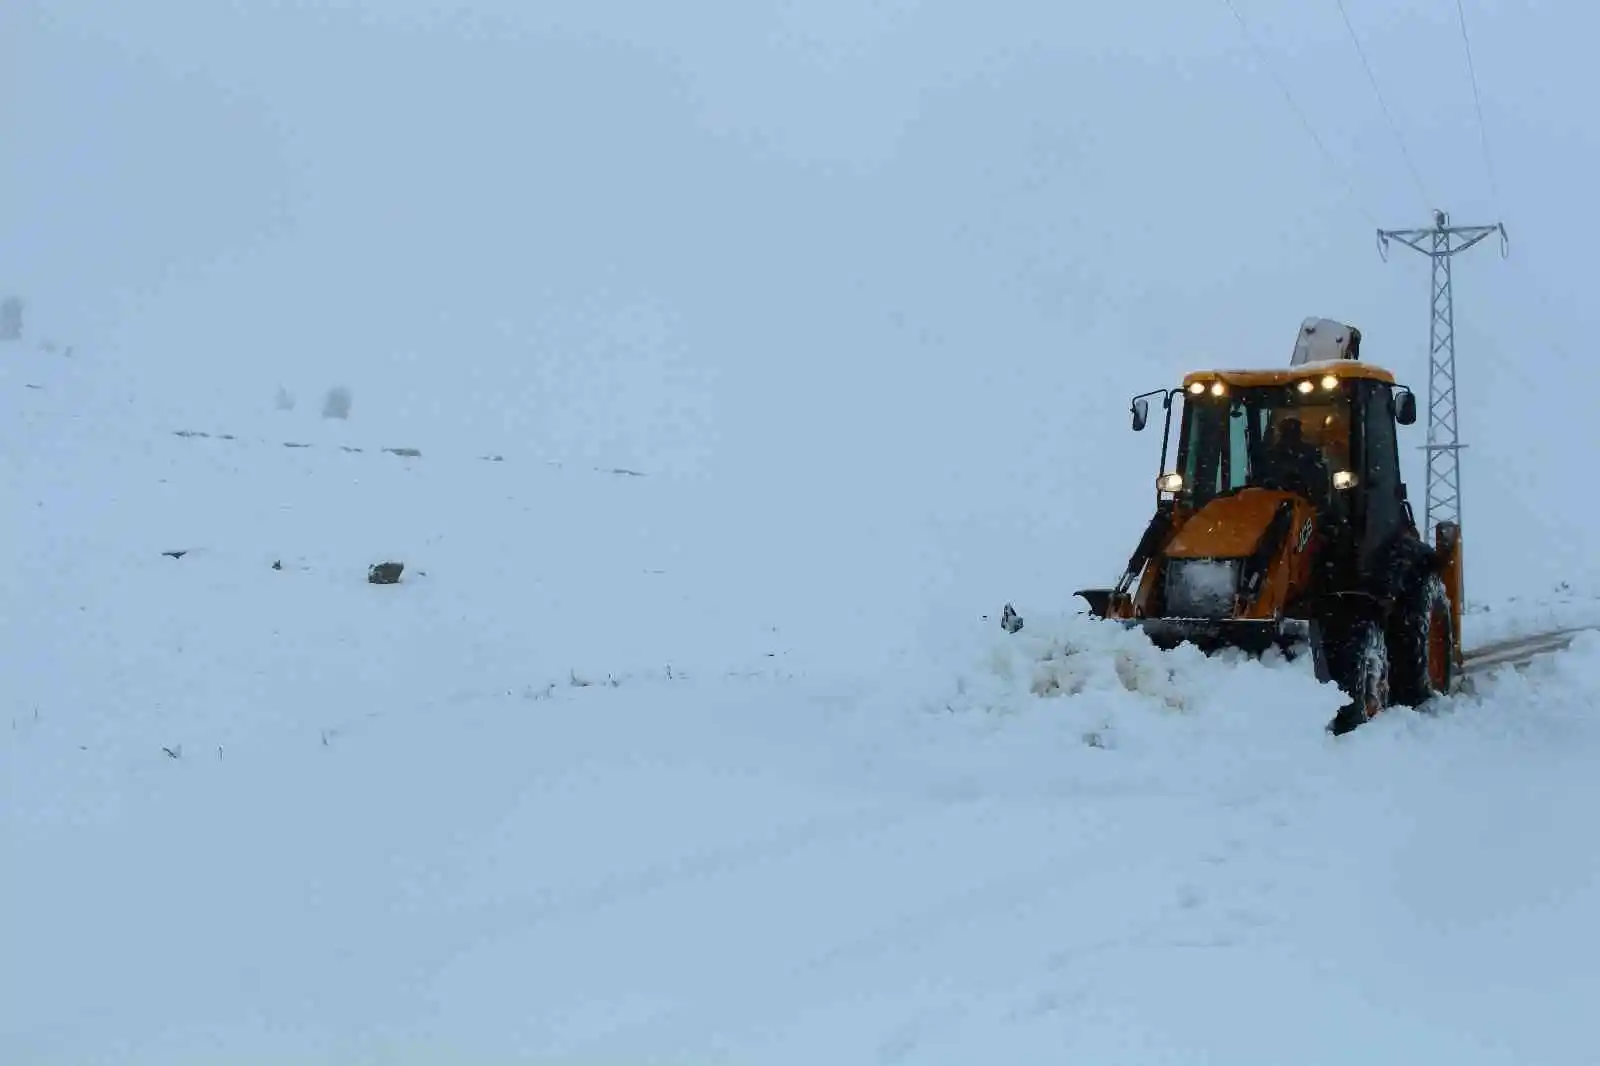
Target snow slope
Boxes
[6,339,1600,1065]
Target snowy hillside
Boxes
[6,336,1600,1065]
[10,2,1600,1061]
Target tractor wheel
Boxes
[1326,617,1390,736]
[1388,573,1456,707]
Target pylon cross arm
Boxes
[1378,229,1434,256]
[1448,227,1500,255]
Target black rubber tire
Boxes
[1388,573,1456,707]
[1326,617,1390,735]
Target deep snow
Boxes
[5,339,1600,1065]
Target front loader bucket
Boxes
[1123,616,1325,675]
[1003,602,1334,693]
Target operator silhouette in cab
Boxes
[1255,417,1329,503]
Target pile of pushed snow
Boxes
[845,596,1600,812]
[833,605,1355,809]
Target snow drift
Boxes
[6,337,1600,1064]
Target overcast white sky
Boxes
[4,0,1596,592]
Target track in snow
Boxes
[1463,626,1594,676]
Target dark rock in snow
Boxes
[322,386,352,420]
[369,561,405,585]
[0,296,22,341]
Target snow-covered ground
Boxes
[6,338,1600,1065]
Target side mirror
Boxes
[1396,389,1417,426]
[1131,397,1149,432]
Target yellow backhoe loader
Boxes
[1022,318,1463,734]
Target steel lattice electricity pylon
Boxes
[1377,209,1507,543]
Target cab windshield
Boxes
[1177,381,1351,507]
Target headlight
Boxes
[1321,374,1339,390]
[1297,380,1315,394]
[1189,382,1206,394]
[1158,472,1184,493]
[1333,470,1357,489]
[1210,381,1226,396]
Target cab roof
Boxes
[1181,359,1397,389]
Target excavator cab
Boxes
[1072,319,1460,734]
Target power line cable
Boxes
[1332,0,1431,208]
[1219,0,1379,228]
[1453,0,1501,208]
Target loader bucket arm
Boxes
[1119,504,1175,591]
